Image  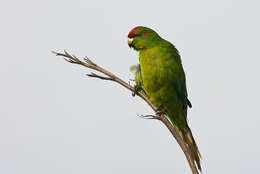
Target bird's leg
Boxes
[155,107,166,116]
[132,84,142,97]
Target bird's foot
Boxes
[132,85,142,97]
[138,108,165,120]
[155,108,166,116]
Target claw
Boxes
[132,85,142,97]
[155,108,166,116]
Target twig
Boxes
[52,50,199,174]
[87,73,114,81]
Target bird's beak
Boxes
[128,37,133,48]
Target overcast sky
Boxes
[1,0,260,173]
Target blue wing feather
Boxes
[173,82,192,109]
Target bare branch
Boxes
[84,56,97,66]
[53,50,199,174]
[138,114,161,120]
[87,73,114,81]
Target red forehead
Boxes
[128,26,141,38]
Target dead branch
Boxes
[52,50,199,174]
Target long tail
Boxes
[181,126,202,172]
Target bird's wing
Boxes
[173,80,192,109]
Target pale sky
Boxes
[1,0,260,173]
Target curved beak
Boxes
[128,38,134,48]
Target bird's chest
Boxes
[139,52,171,93]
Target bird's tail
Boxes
[180,125,202,172]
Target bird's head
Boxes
[128,26,161,51]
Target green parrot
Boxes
[128,26,201,171]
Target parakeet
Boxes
[128,26,201,171]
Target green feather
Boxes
[130,64,142,86]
